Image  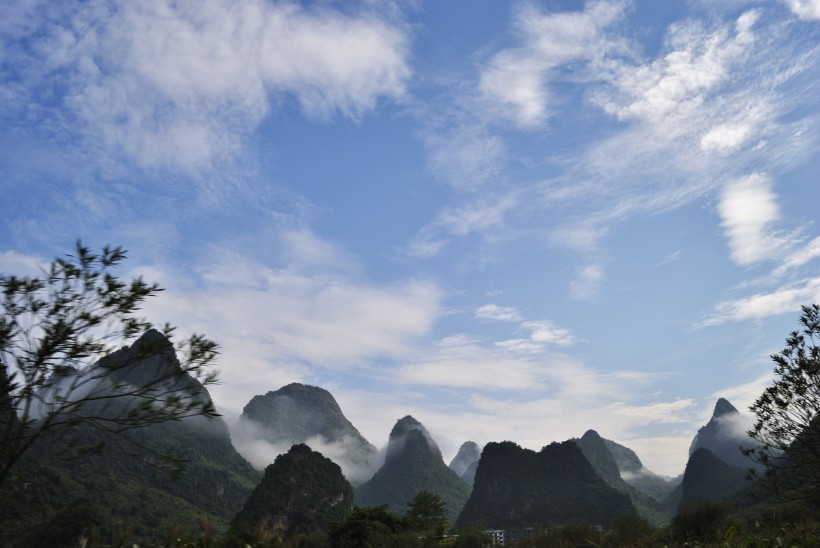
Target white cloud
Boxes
[783,0,820,20]
[2,0,410,174]
[396,334,559,391]
[718,173,783,265]
[478,0,627,127]
[475,304,522,322]
[701,123,752,152]
[522,320,576,347]
[132,244,441,412]
[601,11,758,125]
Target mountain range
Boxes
[0,330,776,543]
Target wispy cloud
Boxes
[700,276,820,326]
[1,0,411,174]
[570,263,606,301]
[773,236,820,277]
[654,251,682,269]
[424,127,506,192]
[405,192,520,258]
[413,3,817,288]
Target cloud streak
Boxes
[700,276,820,326]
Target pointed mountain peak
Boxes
[449,441,482,478]
[455,441,480,456]
[581,429,603,441]
[386,415,441,460]
[124,328,175,357]
[138,328,169,344]
[712,398,739,418]
[389,415,424,439]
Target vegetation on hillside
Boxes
[228,443,353,545]
[457,440,635,530]
[0,242,220,486]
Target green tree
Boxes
[0,241,219,486]
[746,304,820,502]
[328,505,415,547]
[407,489,448,540]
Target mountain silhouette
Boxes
[457,440,635,530]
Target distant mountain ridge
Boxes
[572,430,671,525]
[449,441,481,486]
[457,440,635,530]
[602,437,677,502]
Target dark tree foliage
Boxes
[670,500,731,543]
[328,505,419,548]
[229,443,353,544]
[0,241,220,486]
[606,511,655,546]
[407,489,447,540]
[746,304,820,502]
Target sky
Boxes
[1,0,818,477]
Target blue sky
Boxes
[1,0,818,476]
